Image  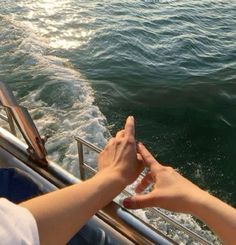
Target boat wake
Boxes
[0,15,110,175]
[0,10,220,244]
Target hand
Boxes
[98,116,143,186]
[123,143,205,214]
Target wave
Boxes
[0,1,229,242]
[0,15,110,175]
[143,0,178,3]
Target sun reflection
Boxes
[49,28,94,49]
[34,0,70,15]
[20,0,94,50]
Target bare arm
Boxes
[123,143,236,245]
[21,172,124,245]
[191,191,236,245]
[21,116,143,245]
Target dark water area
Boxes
[0,0,235,208]
[65,1,236,205]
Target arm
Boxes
[21,116,143,245]
[123,143,236,245]
[21,172,125,245]
[191,191,236,245]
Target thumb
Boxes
[123,193,155,209]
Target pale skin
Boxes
[123,142,236,245]
[21,116,143,245]
[19,116,236,244]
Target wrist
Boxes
[188,189,212,217]
[96,169,127,190]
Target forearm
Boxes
[190,191,236,245]
[21,171,125,245]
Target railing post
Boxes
[74,136,211,244]
[77,141,85,180]
[5,108,17,136]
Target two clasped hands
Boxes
[22,116,236,245]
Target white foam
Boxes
[1,13,220,244]
[0,16,110,176]
[22,87,109,176]
[115,178,220,244]
[144,0,177,3]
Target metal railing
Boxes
[0,108,17,136]
[75,136,211,245]
[0,82,212,244]
[0,82,47,166]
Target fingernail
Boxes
[138,142,143,146]
[123,199,131,208]
[129,115,134,119]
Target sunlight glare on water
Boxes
[19,0,95,49]
[0,0,235,243]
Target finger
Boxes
[116,129,125,139]
[136,153,143,164]
[104,137,115,149]
[124,116,135,138]
[135,171,153,194]
[136,153,145,173]
[137,142,162,169]
[123,193,155,209]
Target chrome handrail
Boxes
[0,82,48,166]
[0,113,8,122]
[0,82,211,244]
[0,109,17,135]
[75,136,211,245]
[0,125,172,245]
[0,82,171,244]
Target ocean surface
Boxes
[0,0,235,243]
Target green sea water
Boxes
[0,0,235,213]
